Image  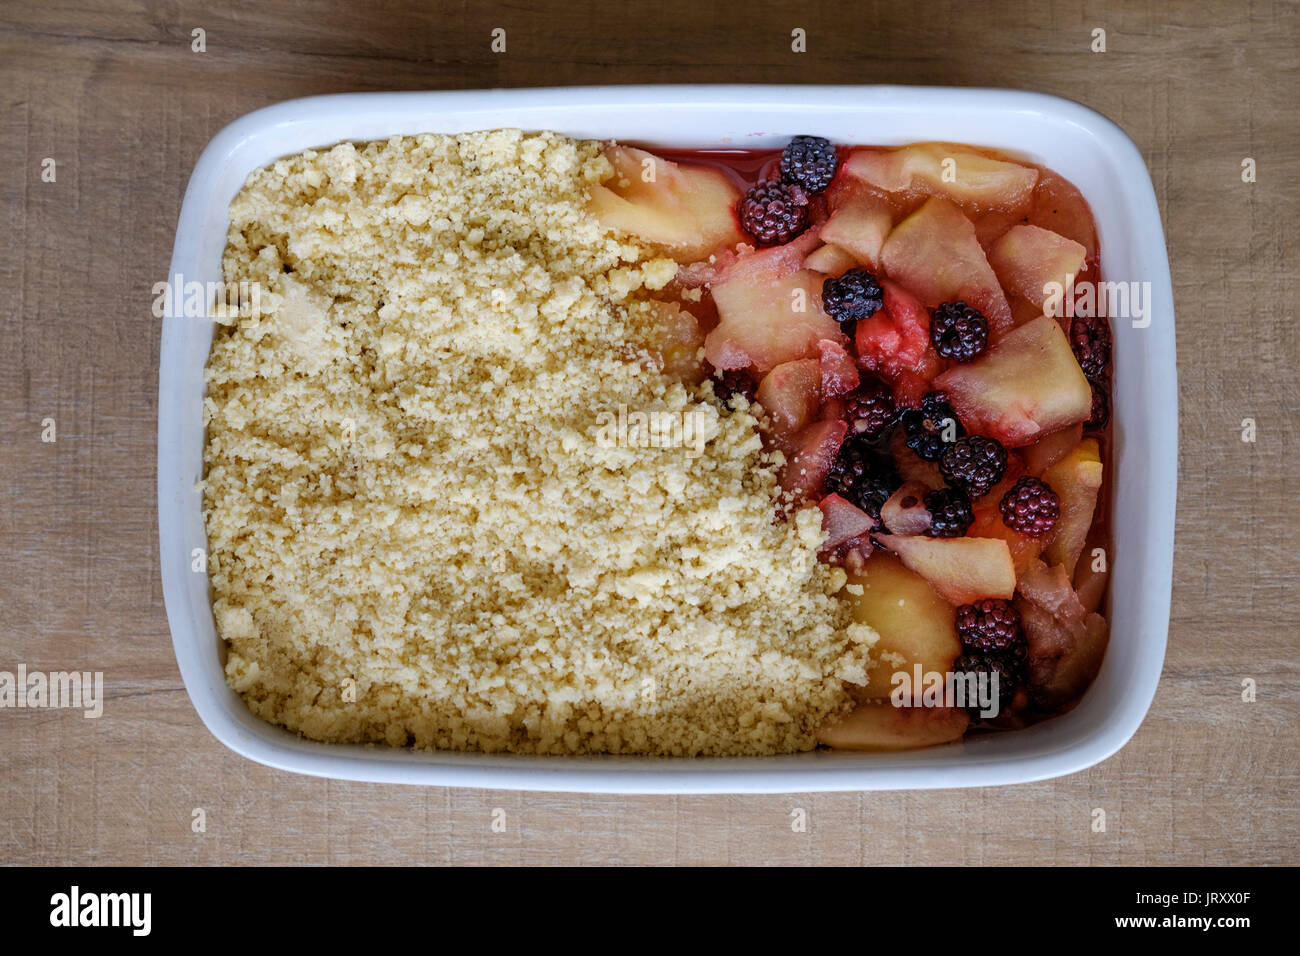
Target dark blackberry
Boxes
[739,179,809,245]
[999,476,1061,537]
[954,646,1025,712]
[825,436,900,519]
[780,135,839,194]
[710,368,755,409]
[1070,315,1112,379]
[1086,378,1110,430]
[955,599,1023,653]
[939,435,1008,498]
[901,391,965,461]
[821,268,884,334]
[929,301,989,362]
[845,376,896,439]
[923,487,974,538]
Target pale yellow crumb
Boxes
[203,130,872,756]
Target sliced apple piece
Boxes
[642,300,705,384]
[1027,170,1098,263]
[845,143,1038,212]
[882,535,1016,606]
[817,701,968,751]
[818,493,875,552]
[706,264,845,373]
[587,146,744,262]
[880,481,933,536]
[973,207,1024,252]
[819,190,893,268]
[880,197,1013,335]
[755,359,822,438]
[677,226,823,291]
[1021,609,1108,710]
[842,551,959,696]
[779,418,847,500]
[1022,423,1083,475]
[1073,534,1110,615]
[989,224,1087,315]
[1018,558,1088,634]
[805,242,859,276]
[1040,438,1103,576]
[934,315,1091,447]
[816,339,859,398]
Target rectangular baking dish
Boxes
[158,85,1176,792]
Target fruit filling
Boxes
[597,136,1113,750]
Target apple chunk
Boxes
[882,535,1016,606]
[880,197,1013,335]
[819,190,893,269]
[845,143,1038,212]
[1022,423,1083,475]
[843,552,960,697]
[587,146,744,262]
[778,418,847,500]
[1073,535,1110,614]
[1016,556,1107,708]
[804,242,859,276]
[817,700,969,751]
[642,300,705,384]
[755,358,822,438]
[1040,438,1103,576]
[705,266,845,374]
[818,493,875,552]
[934,314,1092,447]
[880,481,933,536]
[988,224,1087,315]
[817,339,859,398]
[1020,606,1109,710]
[1028,170,1098,262]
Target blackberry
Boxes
[1086,378,1110,430]
[710,368,755,409]
[825,436,900,519]
[1070,315,1112,379]
[845,376,896,439]
[939,435,1008,498]
[821,268,884,334]
[999,476,1061,537]
[901,391,965,461]
[780,135,839,194]
[923,487,974,538]
[954,647,1025,712]
[739,179,809,245]
[929,301,989,362]
[955,599,1023,653]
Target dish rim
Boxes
[158,85,1176,793]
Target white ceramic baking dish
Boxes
[158,85,1176,792]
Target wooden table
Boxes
[1,0,1296,866]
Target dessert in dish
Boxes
[202,129,1111,755]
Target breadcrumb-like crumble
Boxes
[203,130,876,755]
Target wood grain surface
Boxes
[1,0,1297,866]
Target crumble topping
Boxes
[203,130,874,756]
